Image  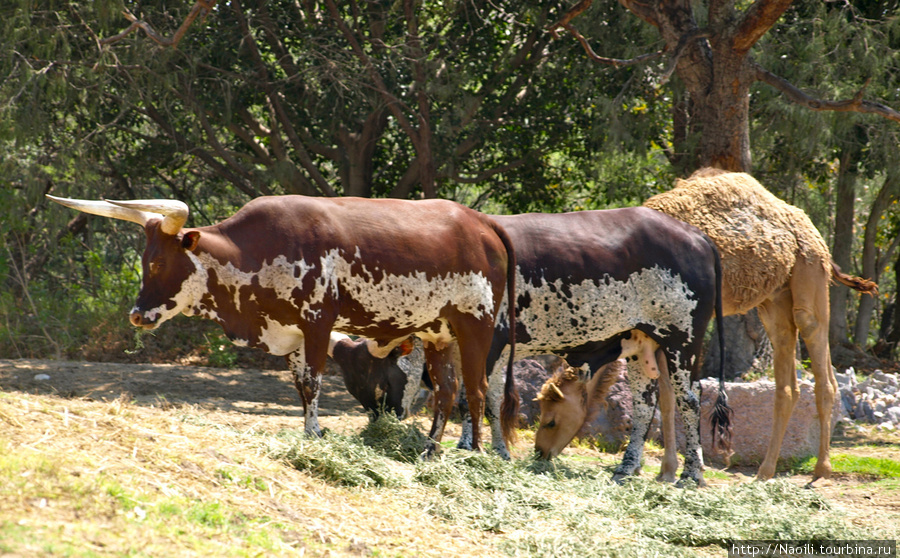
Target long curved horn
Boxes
[46,195,159,227]
[106,199,189,235]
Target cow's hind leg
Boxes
[422,341,459,458]
[670,358,704,486]
[613,358,656,482]
[757,292,801,481]
[457,345,511,459]
[450,316,494,454]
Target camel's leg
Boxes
[756,291,800,480]
[790,260,836,481]
[655,349,679,483]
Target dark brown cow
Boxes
[47,194,518,456]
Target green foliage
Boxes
[2,0,899,361]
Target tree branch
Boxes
[558,22,665,68]
[547,0,595,39]
[754,64,900,124]
[100,1,218,48]
[732,0,794,53]
[232,0,338,197]
[617,0,659,28]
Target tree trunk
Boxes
[855,170,900,344]
[830,136,862,345]
[617,0,790,377]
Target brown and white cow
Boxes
[329,207,731,482]
[47,194,518,456]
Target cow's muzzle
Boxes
[129,311,158,329]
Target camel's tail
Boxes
[831,261,878,296]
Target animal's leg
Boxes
[287,336,324,437]
[613,358,656,482]
[458,346,511,458]
[655,349,679,483]
[451,317,493,454]
[670,361,704,486]
[485,346,511,459]
[422,342,458,458]
[790,261,836,481]
[757,292,801,481]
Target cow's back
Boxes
[490,207,717,359]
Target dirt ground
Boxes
[2,357,900,528]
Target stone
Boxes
[580,360,641,446]
[671,379,842,464]
[514,357,562,426]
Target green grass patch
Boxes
[792,453,900,478]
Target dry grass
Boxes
[0,391,499,557]
[1,388,897,558]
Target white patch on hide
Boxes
[499,265,698,357]
[140,246,496,356]
[257,316,305,356]
[132,252,209,327]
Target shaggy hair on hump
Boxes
[644,168,832,313]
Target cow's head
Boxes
[47,196,202,329]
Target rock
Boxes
[840,387,857,416]
[33,374,50,381]
[834,370,856,387]
[578,375,842,462]
[684,379,843,464]
[857,399,876,422]
[580,360,639,446]
[514,357,563,426]
[887,406,900,424]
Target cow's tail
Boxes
[490,219,519,446]
[707,237,734,463]
[831,261,878,296]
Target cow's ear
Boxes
[182,231,201,251]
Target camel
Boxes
[541,168,876,482]
[645,168,877,481]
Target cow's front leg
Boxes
[287,330,331,438]
[422,342,458,458]
[287,348,322,437]
[613,358,656,483]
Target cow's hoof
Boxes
[420,441,441,460]
[456,440,474,451]
[494,448,511,461]
[611,472,630,484]
[675,475,704,488]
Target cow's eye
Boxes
[544,420,556,429]
[149,261,164,275]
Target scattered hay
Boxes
[1,388,897,558]
[358,413,429,463]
